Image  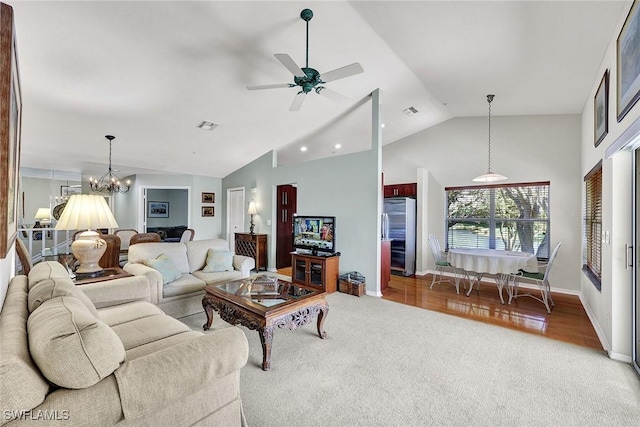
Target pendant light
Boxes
[473,94,507,182]
[89,135,131,193]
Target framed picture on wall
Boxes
[0,4,22,258]
[60,185,82,197]
[617,0,640,122]
[202,192,215,203]
[202,206,214,217]
[148,201,169,218]
[594,69,609,147]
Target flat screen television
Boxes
[292,215,335,255]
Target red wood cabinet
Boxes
[384,183,417,198]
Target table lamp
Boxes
[34,207,52,226]
[247,200,258,235]
[55,194,119,275]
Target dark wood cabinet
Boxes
[235,233,267,271]
[291,252,339,293]
[384,182,417,198]
[381,239,391,290]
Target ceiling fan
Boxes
[247,8,364,111]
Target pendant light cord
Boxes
[487,94,494,172]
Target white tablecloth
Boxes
[448,248,537,275]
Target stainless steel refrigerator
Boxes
[383,197,416,276]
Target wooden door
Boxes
[276,184,297,268]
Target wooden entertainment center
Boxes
[290,252,340,293]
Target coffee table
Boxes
[202,277,328,371]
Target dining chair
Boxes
[508,241,562,313]
[15,238,33,275]
[98,234,122,269]
[428,234,464,294]
[130,232,162,245]
[179,228,195,244]
[114,228,138,251]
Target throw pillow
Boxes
[28,296,125,389]
[203,249,234,273]
[144,254,182,284]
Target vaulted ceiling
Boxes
[11,0,627,179]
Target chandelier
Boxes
[89,135,131,193]
[473,94,507,183]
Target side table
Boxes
[73,267,133,286]
[235,233,267,271]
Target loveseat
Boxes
[124,238,255,318]
[0,261,248,426]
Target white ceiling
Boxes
[11,0,627,179]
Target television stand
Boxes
[290,252,340,293]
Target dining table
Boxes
[447,248,538,304]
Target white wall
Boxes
[580,2,638,360]
[383,114,583,292]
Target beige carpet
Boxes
[179,292,640,427]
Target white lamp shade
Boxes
[34,207,51,221]
[472,171,508,183]
[55,194,119,231]
[247,201,258,215]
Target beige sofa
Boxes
[124,239,255,318]
[0,261,248,426]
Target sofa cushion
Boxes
[98,300,165,327]
[28,296,125,389]
[192,270,242,286]
[0,276,50,421]
[203,249,234,273]
[128,242,190,274]
[144,254,182,284]
[110,313,191,351]
[163,274,206,298]
[28,277,99,318]
[186,239,231,273]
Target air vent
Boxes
[197,120,219,131]
[402,107,418,115]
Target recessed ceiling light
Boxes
[300,146,308,152]
[197,120,219,131]
[335,144,341,149]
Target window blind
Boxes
[445,181,551,258]
[583,161,602,290]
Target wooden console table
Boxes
[235,233,267,271]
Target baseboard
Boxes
[366,290,382,297]
[578,292,612,356]
[608,351,633,363]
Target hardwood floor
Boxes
[277,267,603,352]
[382,273,604,351]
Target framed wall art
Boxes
[202,192,215,203]
[0,4,22,258]
[60,185,82,198]
[202,206,214,217]
[148,201,169,218]
[594,69,609,147]
[617,0,640,122]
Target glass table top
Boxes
[216,276,317,308]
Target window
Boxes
[445,182,551,258]
[583,161,602,290]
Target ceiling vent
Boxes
[403,107,418,115]
[197,120,219,131]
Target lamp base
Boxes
[71,230,107,274]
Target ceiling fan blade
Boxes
[246,83,292,91]
[289,92,306,111]
[275,53,306,78]
[317,87,351,104]
[320,62,364,83]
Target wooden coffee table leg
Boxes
[317,304,328,339]
[259,327,274,371]
[202,298,214,331]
